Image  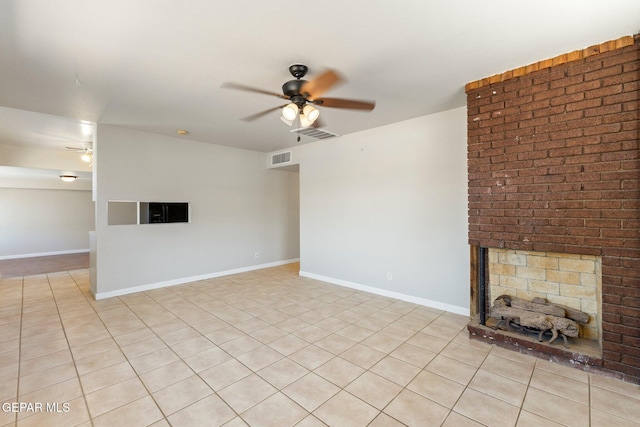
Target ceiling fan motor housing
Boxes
[282,79,307,100]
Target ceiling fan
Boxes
[222,64,375,129]
[65,145,93,163]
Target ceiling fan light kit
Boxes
[282,103,299,121]
[81,150,93,163]
[302,104,319,121]
[222,64,375,132]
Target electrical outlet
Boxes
[254,252,260,259]
[387,272,393,281]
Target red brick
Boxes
[622,80,639,93]
[564,79,601,94]
[602,49,640,68]
[518,116,550,129]
[566,136,601,147]
[584,104,623,117]
[549,73,584,89]
[602,111,639,124]
[604,91,640,105]
[520,99,552,112]
[603,72,640,86]
[566,98,602,112]
[622,355,640,369]
[548,110,584,124]
[549,92,585,105]
[585,84,624,99]
[534,87,566,101]
[567,60,603,77]
[585,65,624,81]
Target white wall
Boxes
[295,107,469,314]
[94,125,300,297]
[0,187,94,258]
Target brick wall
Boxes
[466,35,639,381]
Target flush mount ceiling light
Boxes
[59,175,77,182]
[176,129,189,135]
[222,64,375,131]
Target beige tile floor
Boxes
[1,263,639,426]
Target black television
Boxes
[147,202,189,223]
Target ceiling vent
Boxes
[290,127,339,140]
[271,151,292,166]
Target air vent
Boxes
[290,128,339,140]
[271,151,292,166]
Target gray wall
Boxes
[293,107,469,313]
[0,141,94,259]
[94,124,300,297]
[0,187,94,258]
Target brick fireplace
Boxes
[465,35,639,383]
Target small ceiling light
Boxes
[302,105,319,122]
[60,175,77,182]
[81,150,92,163]
[299,105,320,127]
[281,103,299,121]
[177,129,189,135]
[299,113,312,128]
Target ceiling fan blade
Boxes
[240,104,287,122]
[300,69,343,100]
[221,82,288,99]
[313,97,375,111]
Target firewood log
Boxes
[509,297,566,317]
[531,297,590,324]
[491,302,579,337]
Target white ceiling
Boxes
[0,0,638,153]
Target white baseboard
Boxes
[299,271,470,316]
[93,258,300,300]
[0,249,89,261]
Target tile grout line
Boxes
[120,288,246,424]
[444,339,494,426]
[588,374,592,427]
[151,276,414,424]
[143,279,332,424]
[514,348,537,427]
[11,276,24,427]
[57,271,167,425]
[46,271,96,427]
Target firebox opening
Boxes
[475,248,603,360]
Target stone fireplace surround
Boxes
[465,35,639,383]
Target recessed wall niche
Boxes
[107,201,138,225]
[107,201,189,225]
